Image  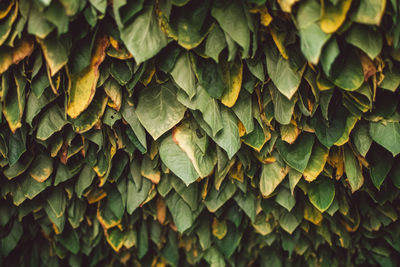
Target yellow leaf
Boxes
[304,202,323,225]
[270,26,289,59]
[221,57,243,107]
[320,0,352,34]
[280,123,300,144]
[67,35,109,118]
[156,197,166,224]
[303,143,329,182]
[212,218,227,239]
[0,0,15,20]
[278,0,300,13]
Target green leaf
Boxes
[345,24,382,59]
[352,122,372,157]
[204,180,237,212]
[25,88,56,127]
[265,41,302,100]
[331,51,364,91]
[159,134,199,186]
[343,145,364,192]
[75,164,96,198]
[260,159,288,197]
[172,120,217,177]
[320,37,340,76]
[234,192,256,222]
[308,176,335,212]
[168,0,213,49]
[297,0,331,64]
[27,3,54,39]
[191,55,225,99]
[3,152,33,179]
[368,144,393,190]
[270,83,297,125]
[36,104,67,141]
[170,51,196,99]
[120,99,147,151]
[311,107,348,148]
[120,4,167,64]
[211,0,250,57]
[0,221,22,257]
[177,85,223,136]
[275,133,315,173]
[193,106,240,159]
[126,176,152,214]
[136,82,187,140]
[37,34,70,76]
[369,122,400,156]
[29,153,53,183]
[205,24,226,62]
[165,192,194,232]
[232,90,254,134]
[351,0,386,25]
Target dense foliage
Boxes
[1,0,400,266]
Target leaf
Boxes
[191,55,225,99]
[3,70,26,133]
[308,176,335,212]
[270,83,297,125]
[194,106,240,159]
[120,4,167,64]
[29,154,53,183]
[320,0,352,34]
[297,0,331,64]
[3,152,33,179]
[75,164,96,198]
[136,82,187,140]
[343,145,364,192]
[260,159,289,197]
[351,0,386,25]
[265,41,302,100]
[311,107,348,148]
[275,133,315,173]
[320,37,340,76]
[170,51,196,99]
[36,34,70,76]
[368,144,393,190]
[159,134,199,186]
[126,176,152,214]
[345,24,383,59]
[177,85,223,136]
[369,122,400,156]
[212,0,250,57]
[242,121,268,152]
[165,192,194,233]
[303,142,329,182]
[120,99,147,150]
[27,2,55,39]
[67,35,109,118]
[172,120,217,177]
[220,57,243,107]
[168,0,213,49]
[204,180,237,212]
[71,91,108,133]
[36,104,67,141]
[232,90,254,133]
[205,24,226,62]
[25,88,57,127]
[106,227,127,252]
[103,79,122,111]
[352,122,372,157]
